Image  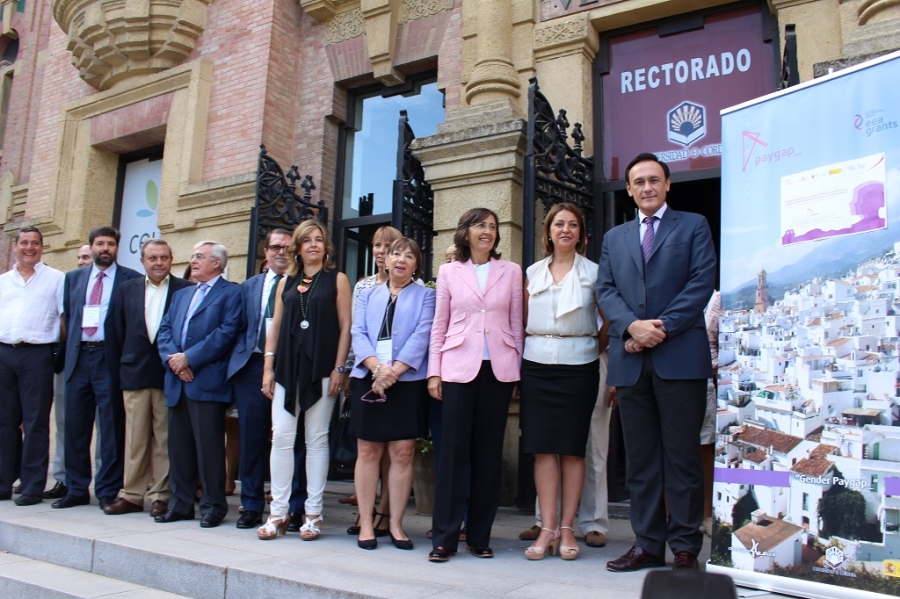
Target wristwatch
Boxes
[334,365,346,374]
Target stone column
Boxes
[464,0,521,105]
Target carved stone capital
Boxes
[533,14,598,59]
[325,8,365,44]
[299,0,339,21]
[52,0,210,90]
[399,0,453,24]
[857,0,900,24]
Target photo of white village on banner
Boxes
[707,51,900,598]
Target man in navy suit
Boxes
[227,228,307,530]
[104,239,191,517]
[156,240,241,528]
[597,153,716,571]
[52,226,141,510]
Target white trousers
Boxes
[270,380,335,517]
[536,352,611,535]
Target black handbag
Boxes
[330,397,357,466]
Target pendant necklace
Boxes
[298,269,322,329]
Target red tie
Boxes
[83,272,104,336]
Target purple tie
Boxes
[641,216,657,264]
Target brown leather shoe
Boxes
[606,546,666,572]
[103,498,143,515]
[673,550,699,569]
[518,525,541,540]
[150,500,168,517]
[585,531,607,547]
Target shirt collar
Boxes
[89,262,117,281]
[264,268,284,285]
[639,203,668,222]
[14,260,44,279]
[199,274,221,289]
[145,274,170,289]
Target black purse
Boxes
[330,397,357,466]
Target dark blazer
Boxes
[157,277,242,405]
[226,272,266,380]
[116,275,192,390]
[63,264,142,385]
[597,207,716,387]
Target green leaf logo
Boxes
[137,180,159,217]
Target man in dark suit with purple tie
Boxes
[156,241,241,528]
[597,153,716,572]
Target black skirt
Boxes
[520,359,600,457]
[349,375,429,443]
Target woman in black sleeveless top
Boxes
[260,220,352,541]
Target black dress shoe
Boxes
[236,510,262,529]
[51,494,90,509]
[358,537,377,550]
[428,546,456,563]
[672,550,699,570]
[43,481,68,499]
[200,513,224,528]
[14,494,43,506]
[606,546,666,572]
[0,492,11,500]
[98,496,116,511]
[287,512,302,533]
[389,532,413,550]
[155,510,195,523]
[469,546,493,558]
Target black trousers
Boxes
[0,343,54,496]
[617,352,706,557]
[168,393,228,519]
[431,361,512,551]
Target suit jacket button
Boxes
[639,303,644,308]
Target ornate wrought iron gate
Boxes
[522,77,596,267]
[391,110,435,280]
[247,144,328,279]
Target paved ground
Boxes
[0,477,796,598]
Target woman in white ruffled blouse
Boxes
[521,202,606,561]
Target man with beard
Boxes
[53,226,140,510]
[0,227,65,505]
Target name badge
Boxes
[376,339,392,364]
[82,306,101,329]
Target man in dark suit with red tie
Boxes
[597,153,716,572]
[104,239,191,517]
[156,240,241,528]
[53,226,141,510]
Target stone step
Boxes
[0,550,189,598]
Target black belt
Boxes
[81,341,105,348]
[0,341,54,348]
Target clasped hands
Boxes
[625,319,667,353]
[167,353,194,382]
[370,362,399,397]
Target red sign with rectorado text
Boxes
[602,6,775,179]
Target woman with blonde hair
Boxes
[260,220,352,541]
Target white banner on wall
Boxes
[710,51,900,598]
[118,157,162,274]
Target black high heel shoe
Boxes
[389,531,413,550]
[358,537,377,550]
[374,512,390,537]
[347,509,377,535]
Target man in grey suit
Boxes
[597,153,716,572]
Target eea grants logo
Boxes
[667,101,707,147]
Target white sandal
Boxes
[258,514,290,540]
[299,515,322,541]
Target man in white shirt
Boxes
[53,226,140,510]
[0,226,65,505]
[104,239,191,516]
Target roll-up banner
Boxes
[710,50,900,598]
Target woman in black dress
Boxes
[349,238,434,550]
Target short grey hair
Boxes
[141,238,172,258]
[194,240,228,270]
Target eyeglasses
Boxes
[360,389,386,403]
[471,222,497,232]
[189,253,208,261]
[267,244,289,253]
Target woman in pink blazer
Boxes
[426,207,524,563]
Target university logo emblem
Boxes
[825,546,845,569]
[667,101,707,147]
